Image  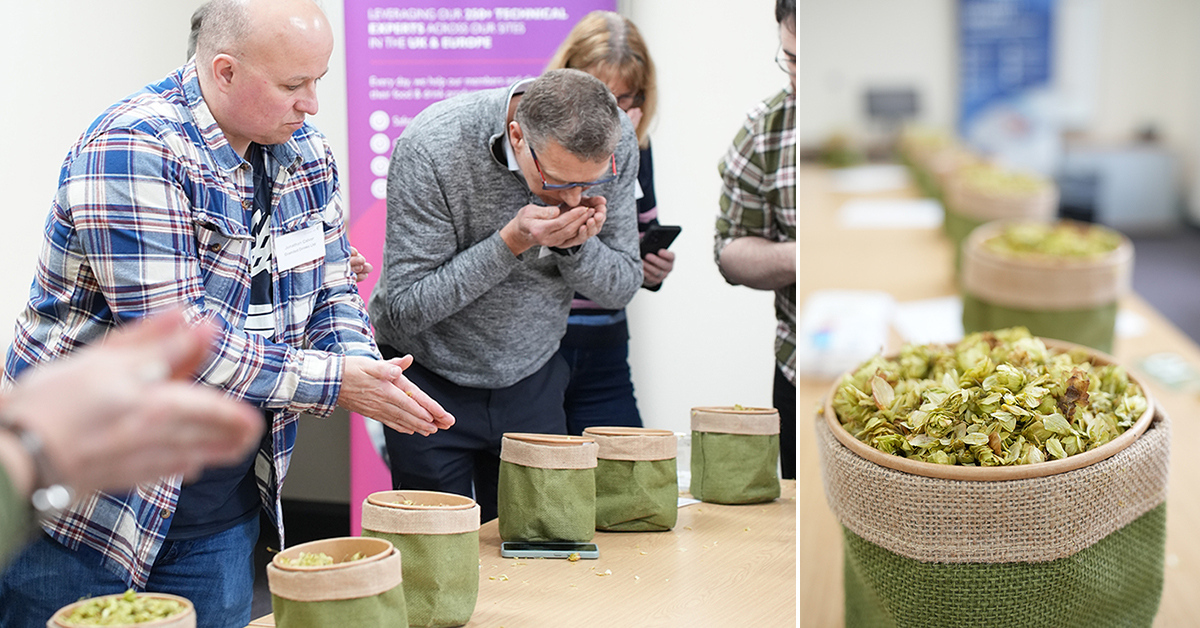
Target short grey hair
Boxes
[194,0,252,65]
[515,69,622,162]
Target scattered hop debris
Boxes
[65,589,185,624]
[832,328,1147,466]
[567,553,580,562]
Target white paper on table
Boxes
[893,296,965,345]
[829,164,910,194]
[837,198,944,230]
[797,290,895,379]
[1116,309,1148,338]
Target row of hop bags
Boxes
[497,412,782,543]
[817,328,1169,628]
[54,413,785,628]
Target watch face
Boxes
[32,484,75,514]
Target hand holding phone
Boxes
[640,224,682,258]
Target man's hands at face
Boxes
[500,196,607,256]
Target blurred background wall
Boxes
[799,0,1200,225]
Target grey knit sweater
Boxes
[367,84,642,388]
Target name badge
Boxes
[276,224,325,271]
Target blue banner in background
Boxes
[959,0,1053,130]
[958,0,1057,174]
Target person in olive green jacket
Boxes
[0,310,262,567]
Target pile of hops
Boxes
[832,328,1147,466]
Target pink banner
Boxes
[343,1,613,534]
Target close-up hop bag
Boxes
[361,490,480,628]
[961,220,1133,354]
[689,406,781,504]
[817,340,1169,628]
[267,537,407,627]
[498,433,598,542]
[583,427,679,532]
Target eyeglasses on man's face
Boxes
[776,46,796,76]
[529,144,618,191]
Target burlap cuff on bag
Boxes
[500,438,597,469]
[690,408,779,435]
[586,432,677,461]
[962,222,1133,311]
[361,501,480,536]
[817,406,1170,563]
[267,549,404,602]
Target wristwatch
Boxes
[0,413,74,517]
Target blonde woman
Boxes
[547,11,676,434]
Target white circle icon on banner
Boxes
[371,179,388,200]
[371,156,390,177]
[369,110,390,132]
[370,133,391,155]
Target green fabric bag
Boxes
[962,293,1118,354]
[689,407,781,505]
[361,490,480,628]
[497,433,597,542]
[268,537,407,628]
[842,504,1166,628]
[817,406,1170,628]
[942,208,983,272]
[584,427,679,532]
[272,588,408,627]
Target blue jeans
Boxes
[558,326,642,435]
[0,515,258,628]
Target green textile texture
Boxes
[843,503,1166,628]
[594,458,678,532]
[943,209,984,273]
[497,462,595,542]
[689,432,780,504]
[0,465,34,569]
[961,292,1118,354]
[271,585,408,627]
[362,530,478,627]
[900,155,942,203]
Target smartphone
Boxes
[500,541,600,559]
[640,224,682,258]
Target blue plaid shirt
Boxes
[3,62,379,587]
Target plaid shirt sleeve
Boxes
[714,88,797,263]
[63,128,352,417]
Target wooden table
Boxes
[249,481,796,627]
[798,165,1200,627]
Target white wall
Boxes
[0,1,784,449]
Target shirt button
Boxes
[242,199,253,209]
[209,242,222,252]
[161,509,172,519]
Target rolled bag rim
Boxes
[361,498,481,536]
[962,219,1134,310]
[690,406,780,435]
[815,404,1170,564]
[267,545,404,602]
[944,177,1059,223]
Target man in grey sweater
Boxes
[368,69,642,520]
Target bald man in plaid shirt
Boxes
[714,0,797,480]
[0,1,452,626]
